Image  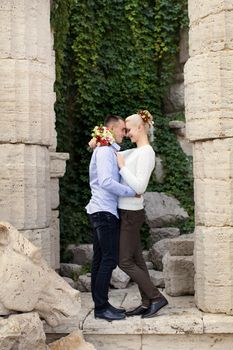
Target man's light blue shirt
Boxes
[85,143,136,218]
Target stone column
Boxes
[185,0,233,313]
[0,0,68,269]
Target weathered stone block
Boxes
[85,335,141,350]
[149,239,171,271]
[163,253,194,296]
[169,121,186,135]
[50,210,60,270]
[146,261,153,270]
[179,28,189,64]
[85,333,233,350]
[77,274,92,292]
[0,222,81,327]
[203,313,233,334]
[0,144,50,229]
[168,233,194,256]
[142,334,233,350]
[110,266,130,289]
[194,226,233,314]
[49,331,96,350]
[193,139,233,226]
[194,179,233,226]
[20,227,52,266]
[72,244,93,266]
[142,250,149,262]
[154,156,164,183]
[48,92,57,152]
[193,139,233,180]
[148,270,165,288]
[0,312,48,350]
[149,227,180,245]
[188,0,233,25]
[0,59,54,145]
[62,277,77,289]
[185,52,233,141]
[60,263,83,279]
[0,0,51,63]
[83,305,202,336]
[164,82,184,113]
[50,178,59,210]
[50,152,70,178]
[169,121,193,156]
[144,192,188,228]
[142,308,202,334]
[189,11,233,56]
[21,223,61,270]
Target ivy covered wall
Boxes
[51,0,193,259]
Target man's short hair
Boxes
[104,115,124,127]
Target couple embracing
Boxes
[85,111,168,321]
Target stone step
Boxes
[44,285,233,349]
[79,286,233,350]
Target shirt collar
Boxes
[111,142,121,151]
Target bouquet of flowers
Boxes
[91,125,115,146]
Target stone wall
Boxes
[185,0,233,314]
[164,29,189,117]
[0,0,68,269]
[163,29,192,156]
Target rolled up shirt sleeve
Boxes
[96,147,136,197]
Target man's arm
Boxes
[96,147,136,197]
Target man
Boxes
[86,115,136,321]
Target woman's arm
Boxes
[118,148,155,194]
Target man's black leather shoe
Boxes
[108,304,126,314]
[94,308,126,321]
[142,297,168,319]
[125,305,148,317]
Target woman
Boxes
[116,110,168,319]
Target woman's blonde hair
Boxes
[126,110,154,141]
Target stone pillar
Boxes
[185,1,233,313]
[0,0,68,269]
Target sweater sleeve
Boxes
[119,147,155,194]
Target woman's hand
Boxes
[88,138,97,149]
[116,153,125,169]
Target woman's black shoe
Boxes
[142,297,168,319]
[125,305,148,317]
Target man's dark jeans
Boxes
[89,211,120,311]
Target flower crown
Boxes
[137,110,154,126]
[91,125,115,146]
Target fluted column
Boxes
[0,0,67,268]
[185,0,233,313]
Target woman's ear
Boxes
[138,124,143,132]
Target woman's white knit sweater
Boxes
[118,144,155,210]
